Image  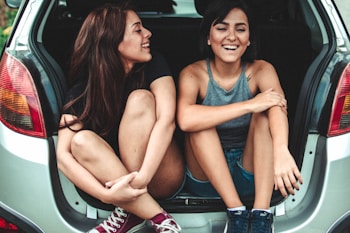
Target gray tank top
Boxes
[202,59,253,149]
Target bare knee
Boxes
[71,130,93,151]
[124,90,156,119]
[251,112,270,132]
[188,127,217,143]
[71,130,100,163]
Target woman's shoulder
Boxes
[180,60,206,77]
[249,59,274,68]
[247,59,276,75]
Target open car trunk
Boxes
[41,0,324,230]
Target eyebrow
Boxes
[131,22,142,28]
[215,21,248,27]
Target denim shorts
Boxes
[185,148,255,198]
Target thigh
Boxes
[241,112,270,173]
[185,128,226,181]
[184,133,208,181]
[71,130,115,161]
[241,113,260,173]
[71,130,128,184]
[148,138,185,199]
[119,89,157,171]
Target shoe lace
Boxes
[153,218,182,233]
[99,207,128,233]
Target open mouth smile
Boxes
[142,42,150,48]
[222,45,238,50]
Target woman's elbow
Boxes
[159,115,176,134]
[177,114,192,132]
[167,120,176,133]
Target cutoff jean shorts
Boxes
[185,148,255,198]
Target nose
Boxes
[144,27,152,38]
[226,28,236,40]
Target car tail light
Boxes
[0,217,19,233]
[328,63,350,136]
[0,52,46,138]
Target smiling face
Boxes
[118,10,152,72]
[208,8,250,64]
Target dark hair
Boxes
[62,3,145,136]
[199,0,257,62]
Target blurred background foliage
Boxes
[0,0,18,49]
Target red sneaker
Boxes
[150,210,181,233]
[87,207,146,233]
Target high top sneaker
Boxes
[87,207,146,233]
[150,210,181,233]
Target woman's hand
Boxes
[273,146,303,197]
[249,88,287,113]
[129,171,149,190]
[104,172,147,204]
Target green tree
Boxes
[0,1,17,49]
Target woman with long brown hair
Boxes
[56,3,184,233]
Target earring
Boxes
[248,41,251,46]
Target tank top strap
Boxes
[206,58,214,80]
[241,62,246,75]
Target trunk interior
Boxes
[42,0,321,218]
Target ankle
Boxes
[252,208,271,213]
[227,206,246,212]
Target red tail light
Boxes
[0,52,46,138]
[328,63,350,136]
[0,217,19,233]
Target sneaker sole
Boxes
[224,222,228,233]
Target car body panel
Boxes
[1,0,350,232]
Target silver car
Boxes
[0,0,350,232]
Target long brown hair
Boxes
[61,3,144,136]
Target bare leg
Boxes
[71,130,162,220]
[147,139,185,199]
[185,128,243,208]
[118,90,156,172]
[118,89,184,199]
[242,112,274,210]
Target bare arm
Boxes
[268,106,302,197]
[177,64,286,132]
[256,61,303,196]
